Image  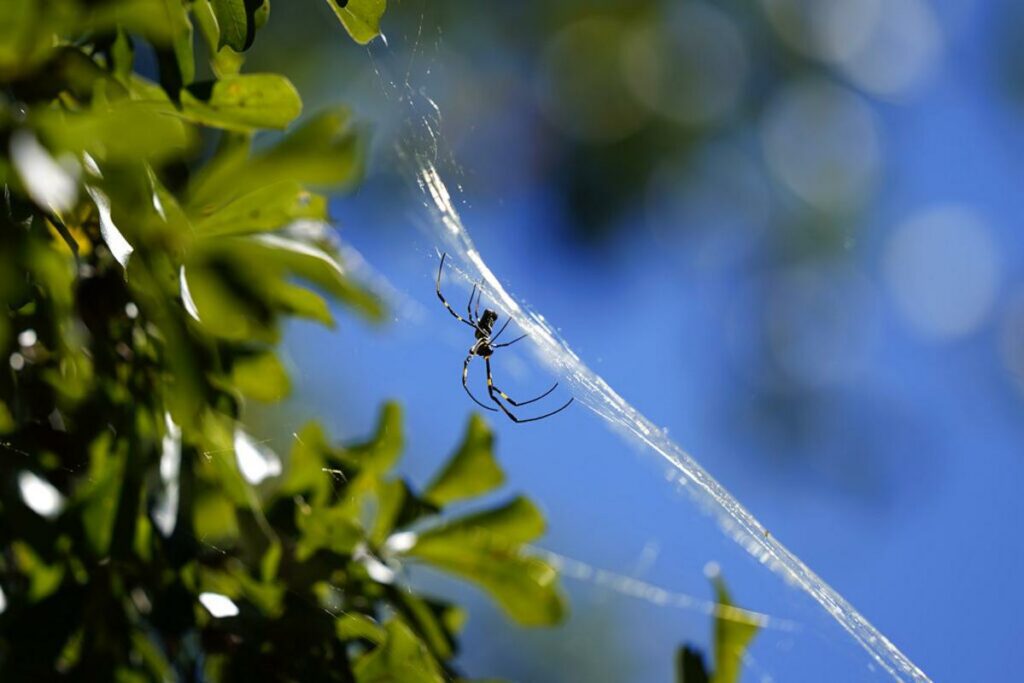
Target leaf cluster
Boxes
[0,0,564,680]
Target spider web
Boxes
[343,7,932,683]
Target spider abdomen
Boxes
[472,339,493,357]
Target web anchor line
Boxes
[365,29,932,683]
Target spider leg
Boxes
[436,253,476,328]
[485,358,574,423]
[467,283,478,323]
[493,333,527,349]
[474,281,484,320]
[463,355,497,411]
[491,317,512,342]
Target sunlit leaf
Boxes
[406,497,565,626]
[188,107,364,208]
[192,181,327,236]
[424,413,503,506]
[230,351,291,402]
[279,421,333,499]
[180,74,302,131]
[33,101,194,163]
[338,402,403,472]
[711,576,761,683]
[338,613,386,643]
[295,503,363,560]
[244,233,384,321]
[323,0,386,45]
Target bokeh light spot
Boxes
[761,79,880,211]
[884,205,1000,340]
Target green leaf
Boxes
[338,613,387,643]
[33,101,194,163]
[180,74,302,131]
[12,541,64,600]
[369,478,406,546]
[710,576,761,683]
[77,433,127,556]
[338,402,403,473]
[279,421,333,499]
[424,413,504,506]
[230,351,291,402]
[406,497,565,626]
[210,0,250,51]
[389,591,460,661]
[354,619,444,683]
[324,0,387,45]
[112,30,134,82]
[159,0,195,85]
[188,107,364,209]
[242,233,384,321]
[295,503,363,560]
[192,181,327,236]
[416,496,545,547]
[0,0,55,79]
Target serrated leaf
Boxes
[324,0,387,46]
[424,413,503,506]
[354,619,444,683]
[406,497,564,626]
[180,74,302,131]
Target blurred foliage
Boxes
[676,574,761,683]
[0,0,566,679]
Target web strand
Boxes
[363,17,932,682]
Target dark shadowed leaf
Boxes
[676,646,710,683]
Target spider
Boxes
[435,253,574,423]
